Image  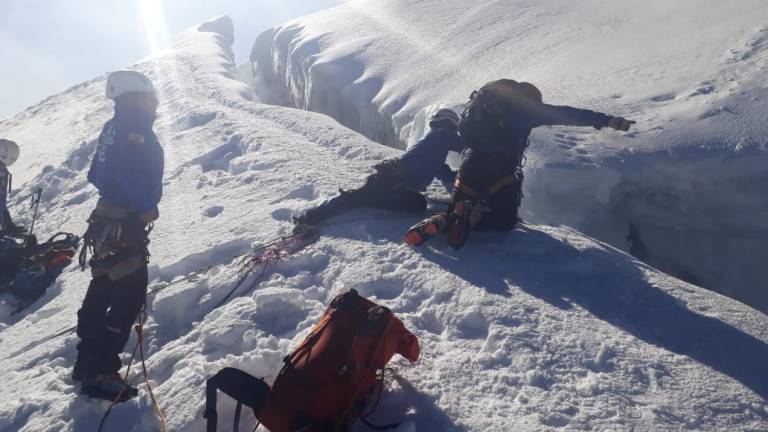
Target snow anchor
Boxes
[212,225,320,310]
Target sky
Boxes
[0,0,345,120]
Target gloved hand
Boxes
[607,116,636,132]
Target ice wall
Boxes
[248,0,768,312]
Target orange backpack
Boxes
[205,289,420,432]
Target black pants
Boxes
[75,266,148,377]
[0,243,21,280]
[453,149,522,231]
[303,160,427,224]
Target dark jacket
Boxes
[0,162,8,215]
[88,104,164,213]
[460,91,611,160]
[400,127,464,191]
[0,161,15,232]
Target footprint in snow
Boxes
[271,208,295,222]
[177,111,218,130]
[454,309,490,340]
[650,93,676,102]
[689,82,716,97]
[204,205,224,218]
[350,277,403,301]
[249,295,312,337]
[269,183,317,205]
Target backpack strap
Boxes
[362,417,403,431]
[233,401,243,432]
[204,377,219,432]
[204,368,270,432]
[454,175,518,201]
[360,368,402,431]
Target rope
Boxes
[96,307,168,432]
[85,229,318,430]
[96,311,143,432]
[18,213,404,354]
[16,231,298,352]
[137,310,169,431]
[360,368,402,431]
[211,226,320,311]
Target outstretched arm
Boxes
[526,104,635,131]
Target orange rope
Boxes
[97,314,143,432]
[97,308,168,432]
[136,311,169,431]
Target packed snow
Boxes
[249,0,768,314]
[0,11,767,432]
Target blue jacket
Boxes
[88,104,164,213]
[400,127,464,191]
[0,162,8,214]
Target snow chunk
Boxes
[197,15,235,47]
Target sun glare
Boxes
[139,0,171,55]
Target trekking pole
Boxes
[24,188,43,248]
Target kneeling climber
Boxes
[294,108,464,228]
[0,138,26,239]
[406,79,636,248]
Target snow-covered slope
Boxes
[249,0,768,313]
[1,15,767,432]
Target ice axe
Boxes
[24,188,43,248]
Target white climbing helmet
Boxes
[105,70,155,100]
[0,139,20,166]
[429,108,460,127]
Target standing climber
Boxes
[0,138,25,281]
[406,79,635,248]
[73,70,164,401]
[294,108,464,227]
[0,138,26,239]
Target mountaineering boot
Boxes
[404,213,450,246]
[81,372,139,402]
